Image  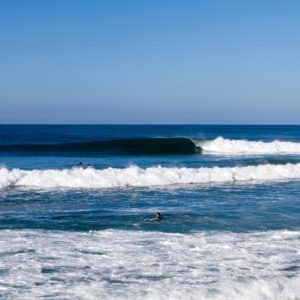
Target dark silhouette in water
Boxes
[151,212,161,222]
[0,138,201,156]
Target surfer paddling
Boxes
[151,212,161,222]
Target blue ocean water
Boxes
[1,125,300,299]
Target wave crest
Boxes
[1,163,300,189]
[200,137,300,155]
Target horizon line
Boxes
[0,123,299,126]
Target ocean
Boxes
[1,125,300,299]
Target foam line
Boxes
[1,163,300,189]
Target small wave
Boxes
[199,136,300,155]
[0,138,199,156]
[1,163,300,189]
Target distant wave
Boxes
[199,137,300,155]
[0,138,200,156]
[1,163,300,189]
[2,136,300,157]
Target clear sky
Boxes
[0,0,299,124]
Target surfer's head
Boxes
[155,212,161,220]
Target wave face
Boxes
[200,137,300,155]
[1,163,300,189]
[0,138,199,156]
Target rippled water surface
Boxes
[1,125,300,299]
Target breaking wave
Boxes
[200,136,300,155]
[2,137,300,156]
[1,163,300,189]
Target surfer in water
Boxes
[76,162,93,168]
[151,212,161,222]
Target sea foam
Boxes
[1,229,300,299]
[1,163,300,189]
[200,136,300,155]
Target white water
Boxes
[200,137,300,155]
[1,163,300,189]
[0,229,300,299]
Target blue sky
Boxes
[0,0,299,124]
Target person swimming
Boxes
[151,212,161,222]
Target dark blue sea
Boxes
[1,125,300,299]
